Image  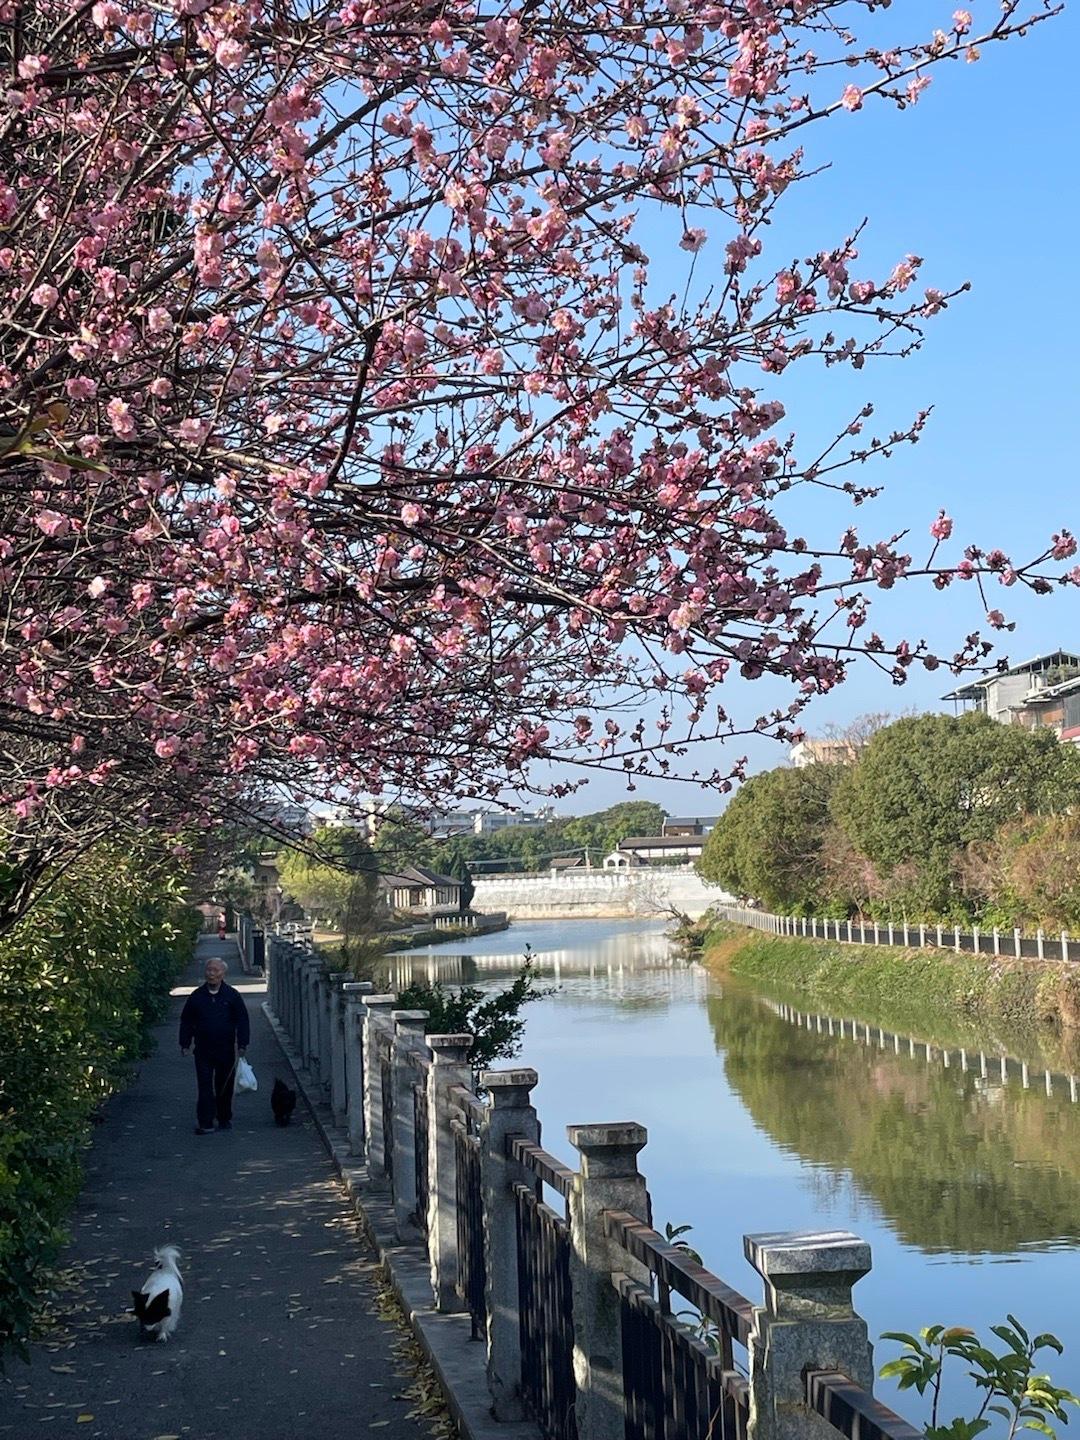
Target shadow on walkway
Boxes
[0,937,434,1440]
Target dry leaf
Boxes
[76,1416,94,1424]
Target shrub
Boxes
[0,841,196,1362]
[395,953,552,1073]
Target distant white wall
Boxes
[471,867,731,920]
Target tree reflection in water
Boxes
[707,985,1080,1256]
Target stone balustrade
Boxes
[264,932,922,1440]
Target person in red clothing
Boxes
[179,957,250,1134]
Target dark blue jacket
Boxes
[179,983,250,1057]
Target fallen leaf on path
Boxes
[48,1367,74,1375]
[76,1416,94,1424]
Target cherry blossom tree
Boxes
[0,0,1072,922]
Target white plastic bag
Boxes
[235,1057,258,1094]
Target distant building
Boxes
[378,864,463,918]
[603,834,705,869]
[471,806,556,835]
[789,738,861,768]
[252,800,313,835]
[942,650,1080,741]
[661,816,719,837]
[384,804,557,839]
[549,855,587,872]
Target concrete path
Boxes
[0,937,439,1440]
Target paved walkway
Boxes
[0,938,436,1440]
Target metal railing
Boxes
[606,1211,752,1440]
[265,932,928,1440]
[512,1138,578,1439]
[716,904,1076,963]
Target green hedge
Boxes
[0,844,197,1362]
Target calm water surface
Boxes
[389,919,1080,1408]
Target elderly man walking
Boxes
[179,956,251,1134]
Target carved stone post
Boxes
[318,969,336,1100]
[426,1034,474,1312]
[342,982,374,1155]
[391,1010,430,1238]
[745,1231,874,1440]
[361,995,397,1178]
[567,1122,651,1440]
[480,1068,541,1420]
[303,959,321,1080]
[327,973,351,1126]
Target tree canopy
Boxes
[276,824,379,929]
[698,764,841,912]
[831,713,1080,915]
[699,713,1080,924]
[0,0,1071,928]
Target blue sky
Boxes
[538,3,1079,816]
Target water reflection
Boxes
[708,985,1080,1255]
[384,919,697,1007]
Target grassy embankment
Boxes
[696,919,1080,1068]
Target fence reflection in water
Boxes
[265,931,927,1440]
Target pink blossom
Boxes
[930,511,953,541]
[32,282,59,308]
[35,509,69,538]
[841,85,863,112]
[91,0,122,26]
[400,502,425,526]
[178,417,211,444]
[154,735,182,759]
[478,349,505,375]
[679,228,707,253]
[86,575,108,599]
[215,38,247,68]
[65,376,97,399]
[106,397,135,437]
[953,9,972,32]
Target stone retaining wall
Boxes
[470,867,729,919]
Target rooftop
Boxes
[941,650,1080,703]
[379,863,461,889]
[618,834,706,850]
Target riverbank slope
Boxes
[701,920,1080,1039]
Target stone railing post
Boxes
[291,949,307,1055]
[288,945,303,1044]
[264,931,275,1011]
[362,995,397,1177]
[303,959,322,1080]
[391,1010,430,1238]
[426,1034,474,1312]
[318,969,337,1100]
[342,982,374,1155]
[327,973,351,1126]
[745,1230,874,1440]
[480,1068,542,1420]
[567,1122,652,1440]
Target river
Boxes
[386,918,1080,1408]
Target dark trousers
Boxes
[194,1051,236,1128]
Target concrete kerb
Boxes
[261,1002,540,1440]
